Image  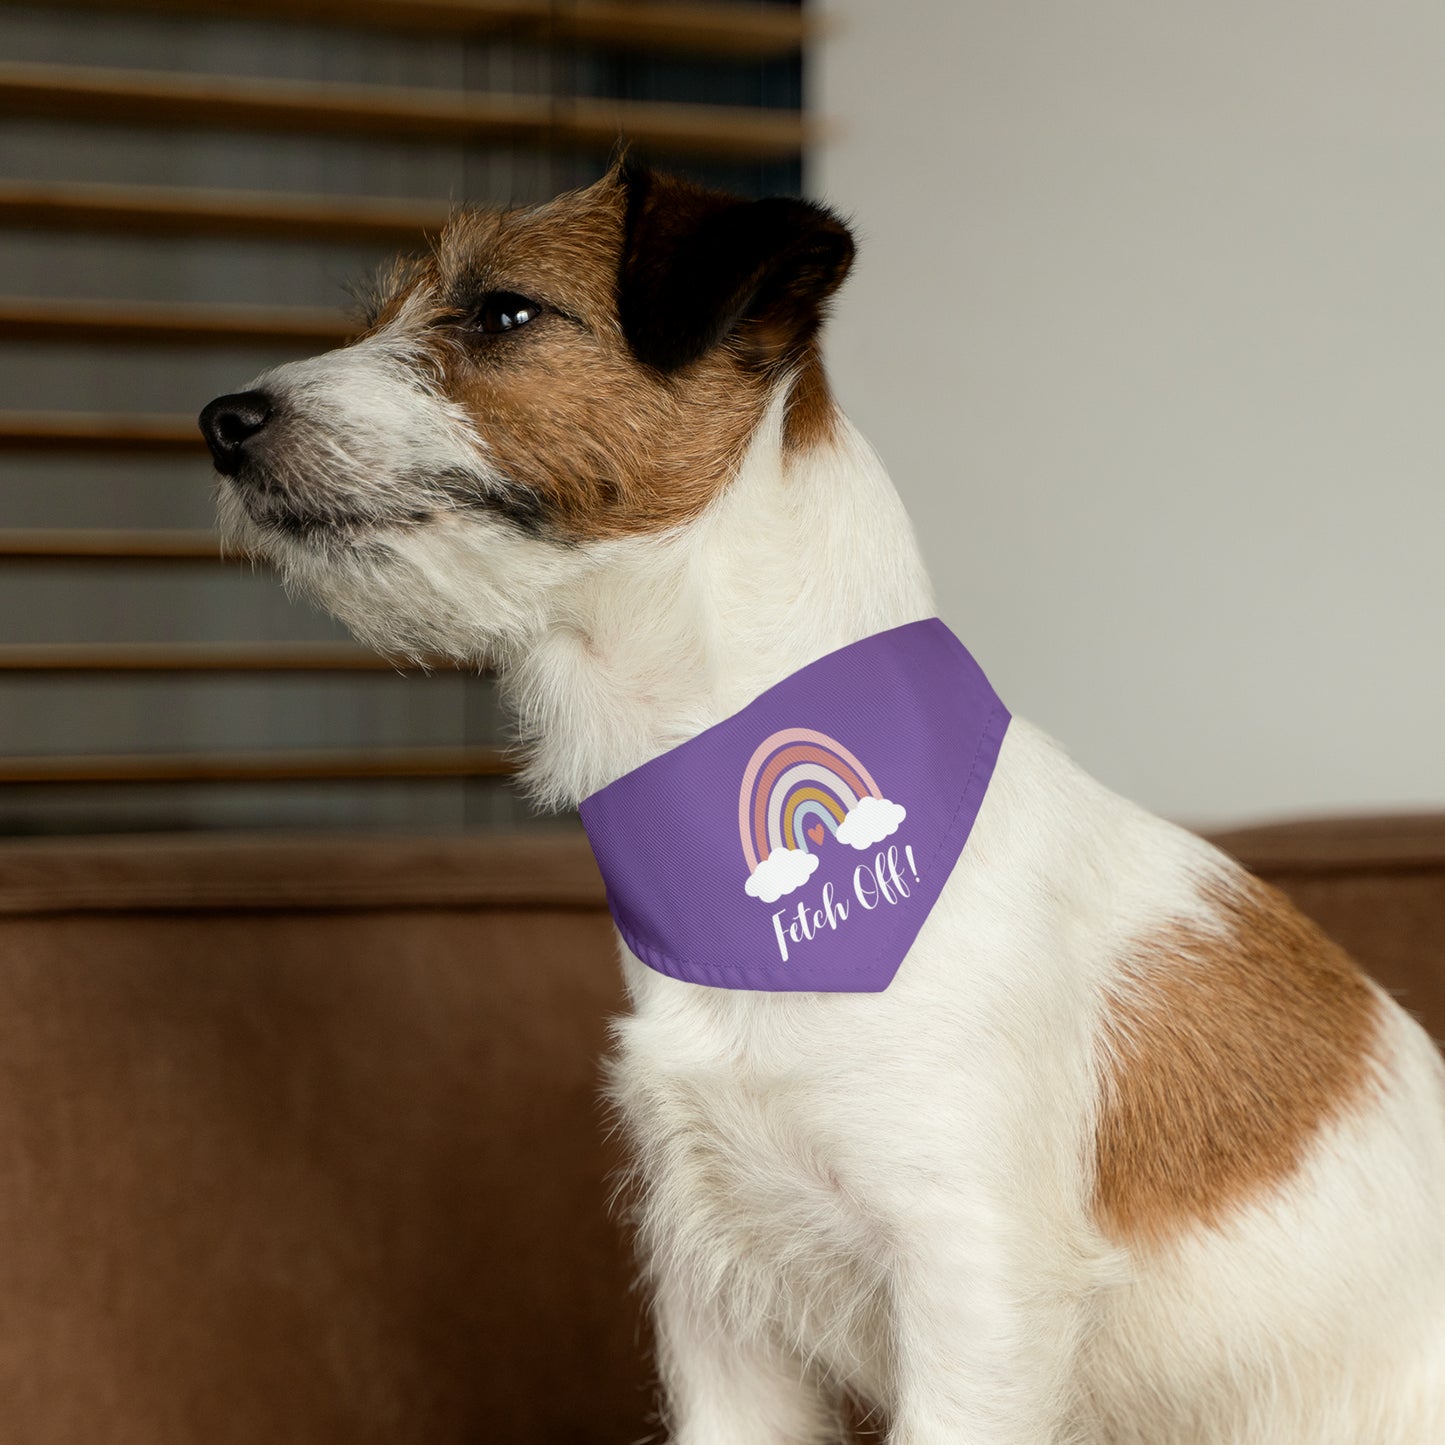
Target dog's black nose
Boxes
[199,390,273,475]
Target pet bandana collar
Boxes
[578,618,1010,993]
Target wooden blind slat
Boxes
[0,180,448,245]
[0,410,205,447]
[545,0,810,57]
[0,643,429,672]
[0,12,806,815]
[0,412,202,452]
[0,745,513,783]
[0,0,810,58]
[0,529,227,561]
[0,297,353,348]
[0,62,812,161]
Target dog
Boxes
[200,161,1445,1444]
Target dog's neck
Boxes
[502,394,937,809]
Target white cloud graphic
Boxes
[835,795,907,850]
[744,847,819,903]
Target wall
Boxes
[813,1,1445,827]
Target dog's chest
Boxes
[612,1002,890,1385]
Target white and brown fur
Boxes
[202,163,1445,1443]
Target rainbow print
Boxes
[739,729,906,902]
[739,728,880,869]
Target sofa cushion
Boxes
[0,817,1439,1442]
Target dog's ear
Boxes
[617,162,855,374]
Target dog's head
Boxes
[200,163,854,661]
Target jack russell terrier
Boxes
[200,162,1445,1444]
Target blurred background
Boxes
[0,0,802,837]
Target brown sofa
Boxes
[0,817,1440,1443]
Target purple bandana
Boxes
[578,619,1010,992]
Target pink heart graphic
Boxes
[807,824,826,845]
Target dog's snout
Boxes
[199,390,273,475]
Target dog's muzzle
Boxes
[199,390,274,476]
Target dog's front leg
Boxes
[883,1212,1092,1445]
[653,1274,844,1445]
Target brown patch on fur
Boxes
[1093,872,1382,1247]
[782,343,840,454]
[437,184,770,540]
[363,179,756,540]
[366,170,846,541]
[356,254,437,336]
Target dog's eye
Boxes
[472,291,543,334]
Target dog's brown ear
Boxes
[617,162,855,374]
